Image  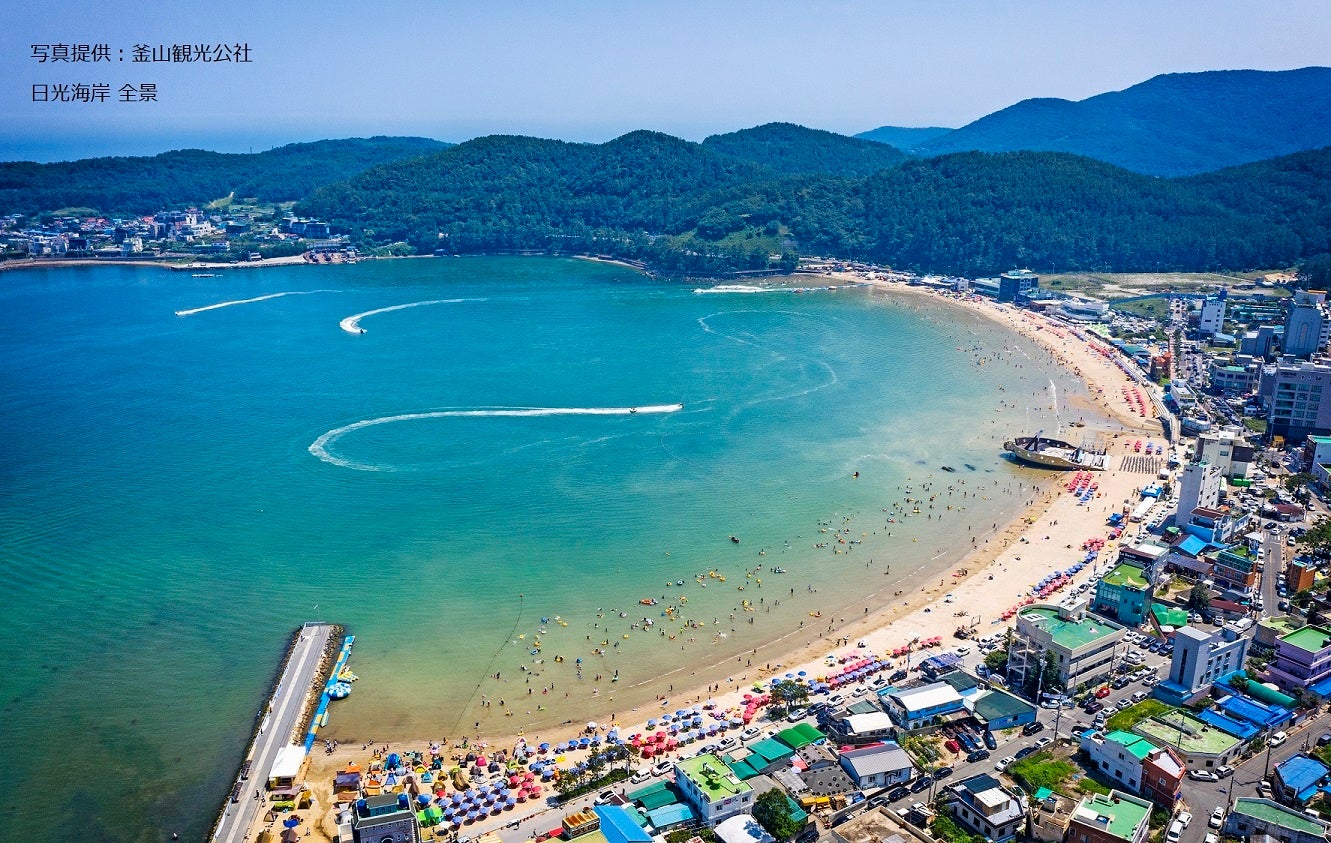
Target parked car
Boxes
[1095,686,1112,699]
[995,756,1016,772]
[1258,780,1273,796]
[629,770,651,784]
[1014,746,1037,760]
[594,790,618,806]
[716,737,738,752]
[826,694,846,707]
[795,829,820,843]
[933,766,953,779]
[651,761,673,777]
[1216,765,1234,778]
[1084,701,1103,713]
[890,670,909,682]
[1021,721,1045,736]
[1271,731,1288,747]
[966,749,991,763]
[1033,736,1053,749]
[910,775,932,793]
[1177,811,1192,828]
[887,787,910,802]
[740,727,761,743]
[983,731,997,750]
[786,708,807,723]
[1189,769,1220,782]
[1209,807,1225,828]
[1317,733,1331,747]
[1165,820,1183,843]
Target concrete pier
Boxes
[212,622,336,843]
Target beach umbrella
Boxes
[797,670,807,677]
[647,719,658,729]
[418,794,433,807]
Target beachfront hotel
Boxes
[1007,602,1126,693]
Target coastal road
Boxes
[213,622,333,843]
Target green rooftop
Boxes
[1103,731,1155,760]
[1072,791,1151,842]
[1151,604,1189,628]
[1102,563,1148,590]
[1279,625,1331,654]
[675,754,751,802]
[1234,797,1328,835]
[1019,606,1122,650]
[1134,711,1241,756]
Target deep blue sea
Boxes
[0,257,1081,840]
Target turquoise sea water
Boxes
[0,257,1083,840]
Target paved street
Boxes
[214,622,334,843]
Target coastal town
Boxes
[215,266,1331,843]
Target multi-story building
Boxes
[1007,602,1126,694]
[945,774,1028,843]
[1283,291,1331,358]
[1154,624,1250,705]
[1263,358,1331,441]
[1195,429,1256,478]
[1224,798,1329,843]
[1240,326,1279,359]
[998,269,1039,303]
[1268,624,1331,694]
[1198,294,1227,336]
[1091,563,1151,627]
[1211,547,1258,595]
[1139,743,1185,809]
[1284,559,1316,595]
[674,754,754,827]
[1077,731,1185,809]
[1065,791,1151,843]
[1209,358,1261,393]
[1177,461,1222,518]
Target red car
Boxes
[1095,686,1112,699]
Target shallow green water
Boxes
[0,257,1080,840]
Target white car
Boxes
[994,756,1015,772]
[956,646,970,656]
[1033,736,1053,749]
[1177,811,1193,829]
[715,737,738,752]
[826,694,846,707]
[1209,807,1225,828]
[740,727,761,742]
[1189,769,1220,782]
[1271,731,1288,747]
[1204,834,1219,843]
[629,769,651,784]
[651,761,673,777]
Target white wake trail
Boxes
[309,404,685,470]
[339,298,480,334]
[174,289,337,317]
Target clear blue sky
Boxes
[2,0,1328,161]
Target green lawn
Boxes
[1008,751,1080,792]
[1104,699,1173,733]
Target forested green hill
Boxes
[0,136,450,214]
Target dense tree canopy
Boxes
[0,136,449,215]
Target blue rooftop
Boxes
[1310,674,1331,698]
[1177,535,1208,557]
[1218,694,1291,730]
[1276,755,1330,802]
[1197,708,1258,740]
[595,805,653,843]
[647,803,695,828]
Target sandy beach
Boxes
[290,277,1168,840]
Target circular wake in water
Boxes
[339,298,483,334]
[309,404,685,470]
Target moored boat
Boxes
[1004,433,1108,471]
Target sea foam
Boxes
[339,298,481,334]
[309,404,685,470]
